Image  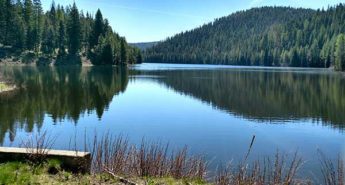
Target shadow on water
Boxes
[0,66,129,144]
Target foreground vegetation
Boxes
[146,4,345,71]
[0,134,344,184]
[0,161,207,184]
[0,0,142,66]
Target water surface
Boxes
[0,64,344,180]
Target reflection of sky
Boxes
[3,78,345,180]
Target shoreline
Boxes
[0,140,343,184]
[0,56,93,67]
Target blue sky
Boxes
[42,0,344,43]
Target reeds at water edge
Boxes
[319,150,345,185]
[90,134,207,180]
[13,132,345,184]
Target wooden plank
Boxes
[0,147,91,173]
[0,147,90,157]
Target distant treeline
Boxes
[145,5,345,71]
[0,0,142,65]
[130,42,159,51]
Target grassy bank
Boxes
[1,134,344,185]
[0,160,206,185]
[2,152,343,185]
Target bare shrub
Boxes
[20,131,57,164]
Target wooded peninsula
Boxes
[0,0,142,66]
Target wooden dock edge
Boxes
[0,147,91,173]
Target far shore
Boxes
[0,56,93,67]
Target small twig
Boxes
[104,167,138,185]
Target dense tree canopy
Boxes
[0,0,142,65]
[145,5,345,71]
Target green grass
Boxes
[145,177,208,185]
[0,82,12,92]
[0,83,7,91]
[0,161,207,185]
[0,162,32,184]
[0,160,77,184]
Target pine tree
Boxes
[67,3,81,55]
[49,1,57,25]
[42,19,54,55]
[24,0,34,50]
[335,34,345,71]
[56,20,66,60]
[0,0,6,43]
[90,9,104,48]
[24,0,33,25]
[4,0,13,45]
[12,1,25,50]
[120,39,127,65]
[32,0,43,54]
[58,20,65,51]
[48,1,57,50]
[80,11,92,52]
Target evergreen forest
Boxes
[0,0,142,65]
[145,5,345,71]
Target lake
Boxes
[0,63,344,181]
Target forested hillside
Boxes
[0,0,142,65]
[145,5,345,71]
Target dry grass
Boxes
[14,132,345,185]
[319,151,345,185]
[215,136,305,185]
[215,152,305,185]
[90,134,207,182]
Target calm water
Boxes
[0,63,344,180]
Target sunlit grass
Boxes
[0,160,207,185]
[0,160,115,185]
[0,160,62,184]
[0,82,14,92]
[0,83,7,91]
[0,162,32,184]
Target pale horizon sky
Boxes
[41,0,344,43]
